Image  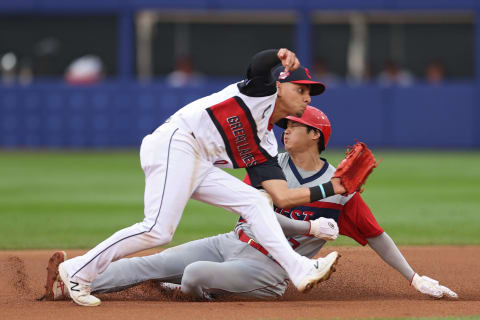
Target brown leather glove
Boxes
[333,142,379,194]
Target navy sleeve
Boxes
[246,156,286,188]
[237,49,280,97]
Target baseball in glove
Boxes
[333,142,379,194]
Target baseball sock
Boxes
[367,232,415,281]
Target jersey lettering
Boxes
[227,116,257,166]
[206,96,271,168]
[274,202,342,222]
[291,209,302,220]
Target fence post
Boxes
[118,8,135,81]
[295,8,312,68]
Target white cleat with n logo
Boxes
[58,263,101,307]
[296,251,340,293]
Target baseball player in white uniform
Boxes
[46,106,457,301]
[57,48,348,306]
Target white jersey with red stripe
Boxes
[167,83,278,168]
[236,152,354,259]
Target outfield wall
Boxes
[1,82,478,149]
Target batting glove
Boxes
[308,217,339,241]
[411,273,458,299]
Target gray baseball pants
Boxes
[90,231,289,300]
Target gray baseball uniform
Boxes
[89,153,351,300]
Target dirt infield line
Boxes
[1,246,479,320]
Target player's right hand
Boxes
[308,217,339,241]
[411,273,458,299]
[277,48,300,72]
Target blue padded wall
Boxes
[0,82,477,149]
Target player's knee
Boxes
[182,262,206,286]
[137,221,175,245]
[149,231,173,246]
[243,193,272,219]
[247,190,269,207]
[137,228,173,246]
[181,262,210,296]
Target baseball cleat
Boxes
[58,262,101,307]
[38,251,67,301]
[51,277,69,300]
[158,282,213,301]
[158,282,182,298]
[297,251,340,293]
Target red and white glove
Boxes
[308,218,339,241]
[411,273,458,299]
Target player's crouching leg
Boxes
[181,261,216,301]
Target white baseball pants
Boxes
[62,123,310,286]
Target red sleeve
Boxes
[337,193,384,246]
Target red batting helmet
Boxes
[277,106,332,150]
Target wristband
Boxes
[309,181,335,202]
[322,181,335,197]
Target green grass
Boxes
[0,149,479,249]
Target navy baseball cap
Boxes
[272,64,326,96]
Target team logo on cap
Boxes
[279,71,290,80]
[305,68,312,79]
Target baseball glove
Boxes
[333,142,378,194]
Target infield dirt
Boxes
[1,246,479,320]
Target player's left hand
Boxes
[331,177,346,195]
[308,217,339,241]
[277,48,300,72]
[411,273,458,299]
[333,142,379,195]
